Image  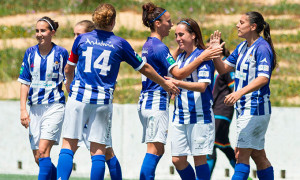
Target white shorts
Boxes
[77,125,91,150]
[236,114,271,150]
[77,125,112,150]
[170,121,215,156]
[138,109,169,144]
[29,103,65,150]
[63,98,112,146]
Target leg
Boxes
[32,150,40,165]
[172,156,195,180]
[105,147,122,180]
[140,142,164,180]
[232,148,252,180]
[251,149,274,180]
[38,139,55,180]
[219,146,236,168]
[90,142,106,180]
[207,146,217,174]
[57,138,78,180]
[194,155,210,180]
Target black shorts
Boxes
[215,118,230,146]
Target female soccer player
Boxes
[164,18,215,180]
[18,16,68,180]
[206,39,236,175]
[209,11,277,180]
[56,3,179,180]
[139,3,223,180]
[73,19,122,180]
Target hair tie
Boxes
[180,20,191,26]
[39,18,54,31]
[263,21,267,25]
[150,10,167,23]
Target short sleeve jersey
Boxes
[68,29,145,104]
[138,37,176,111]
[18,44,68,106]
[225,37,274,116]
[173,48,215,124]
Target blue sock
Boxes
[106,156,122,180]
[91,155,106,180]
[206,156,215,173]
[257,166,274,180]
[177,163,196,180]
[232,163,250,180]
[195,163,210,180]
[140,153,162,180]
[50,163,56,180]
[38,157,52,180]
[57,149,74,180]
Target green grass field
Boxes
[0,174,136,180]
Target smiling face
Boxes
[236,14,256,39]
[74,24,86,40]
[175,24,195,52]
[155,11,173,38]
[35,21,55,45]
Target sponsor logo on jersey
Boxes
[199,71,209,77]
[258,65,269,71]
[135,52,143,62]
[30,63,34,68]
[85,38,115,48]
[20,66,24,74]
[166,53,175,64]
[235,70,247,80]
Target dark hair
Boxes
[246,11,277,71]
[177,18,206,50]
[142,2,165,31]
[93,3,116,29]
[38,16,59,31]
[206,38,230,57]
[76,20,95,33]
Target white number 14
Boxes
[82,47,111,76]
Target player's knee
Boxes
[172,157,184,167]
[38,148,48,158]
[34,155,39,165]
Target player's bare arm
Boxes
[224,76,269,106]
[20,83,30,128]
[139,63,180,95]
[64,64,76,93]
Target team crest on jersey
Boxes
[166,53,175,65]
[135,52,143,62]
[53,61,60,70]
[30,63,34,68]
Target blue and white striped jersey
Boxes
[138,37,176,111]
[173,48,215,124]
[225,37,274,117]
[68,29,145,104]
[18,44,68,106]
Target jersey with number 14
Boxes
[68,29,145,104]
[138,37,176,111]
